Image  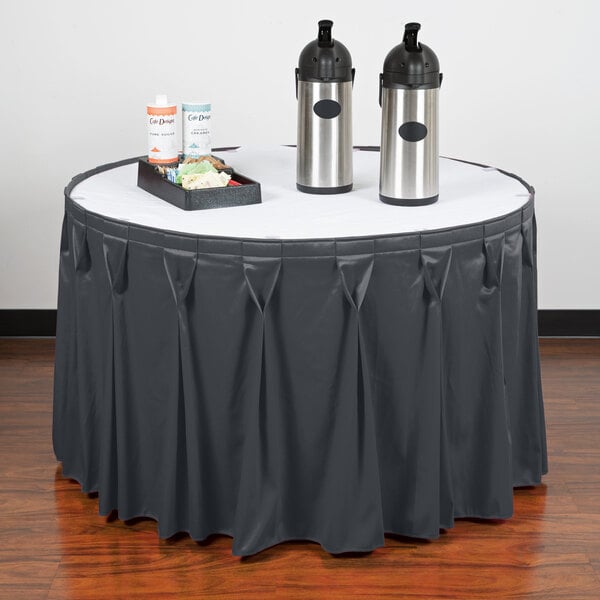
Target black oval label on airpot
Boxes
[313,99,341,119]
[399,122,428,142]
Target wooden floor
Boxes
[0,339,599,599]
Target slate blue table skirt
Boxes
[53,159,547,556]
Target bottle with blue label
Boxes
[182,102,212,158]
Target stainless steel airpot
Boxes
[379,23,442,205]
[296,20,354,194]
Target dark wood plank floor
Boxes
[0,338,599,599]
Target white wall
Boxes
[1,0,598,309]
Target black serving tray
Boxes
[137,157,262,211]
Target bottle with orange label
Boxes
[147,95,178,164]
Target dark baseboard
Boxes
[1,309,599,337]
[538,310,600,337]
[0,310,57,336]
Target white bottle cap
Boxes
[155,94,168,106]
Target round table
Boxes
[53,145,547,557]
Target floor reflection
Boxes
[52,465,563,598]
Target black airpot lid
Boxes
[381,22,441,89]
[297,20,354,83]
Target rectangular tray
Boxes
[137,157,262,211]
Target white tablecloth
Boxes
[70,145,531,240]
